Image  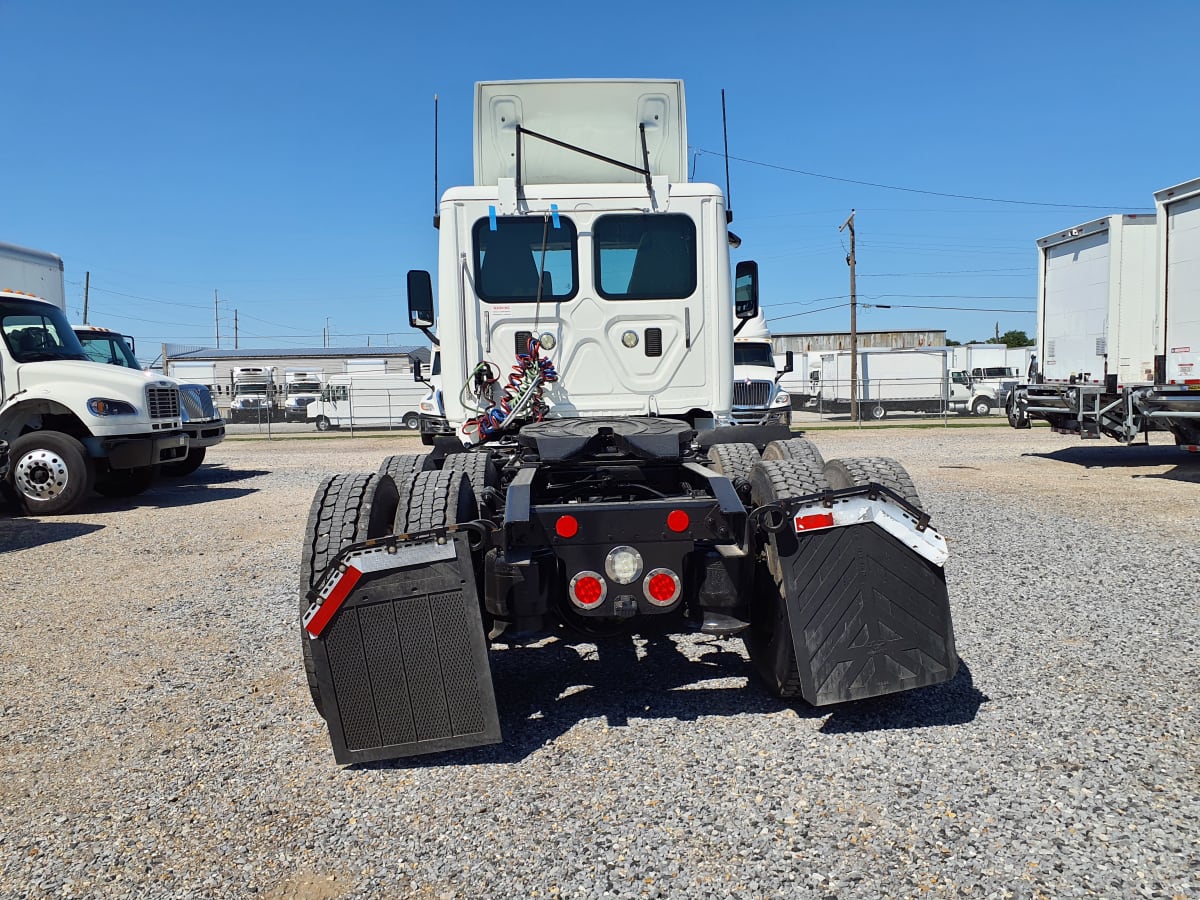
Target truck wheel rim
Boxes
[13,449,69,500]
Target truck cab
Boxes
[282,370,325,422]
[229,366,276,423]
[0,291,186,512]
[732,313,792,426]
[74,325,225,475]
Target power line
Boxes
[690,146,1152,210]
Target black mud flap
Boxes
[306,533,501,764]
[773,522,958,706]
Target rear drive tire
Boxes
[162,447,206,477]
[378,452,433,487]
[298,471,400,714]
[392,469,477,532]
[823,456,921,507]
[706,442,760,488]
[440,450,499,518]
[761,437,825,468]
[94,464,158,498]
[744,457,830,698]
[868,403,887,420]
[9,431,94,516]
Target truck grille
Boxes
[147,386,180,420]
[732,380,772,407]
[178,385,217,420]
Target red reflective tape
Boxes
[305,566,362,638]
[795,512,835,531]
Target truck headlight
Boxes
[771,391,791,407]
[87,398,137,416]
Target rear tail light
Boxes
[643,568,681,606]
[666,510,689,532]
[555,514,579,538]
[569,571,606,609]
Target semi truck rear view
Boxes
[298,79,959,764]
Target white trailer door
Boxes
[1165,194,1200,384]
[1042,230,1109,383]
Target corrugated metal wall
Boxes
[772,330,946,353]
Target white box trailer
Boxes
[1036,214,1158,388]
[0,241,65,309]
[818,348,995,418]
[1154,178,1200,386]
[307,373,427,431]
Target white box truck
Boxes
[306,372,426,431]
[229,366,277,423]
[281,369,325,422]
[0,242,186,513]
[817,348,995,418]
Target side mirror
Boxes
[413,359,426,383]
[783,350,794,374]
[407,270,436,329]
[734,260,758,320]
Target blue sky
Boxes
[3,1,1197,358]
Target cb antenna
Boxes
[721,88,733,224]
[432,93,440,229]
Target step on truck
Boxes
[299,79,959,764]
[1007,188,1200,450]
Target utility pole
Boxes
[214,289,220,349]
[325,317,331,348]
[234,309,239,350]
[83,272,90,324]
[839,210,858,421]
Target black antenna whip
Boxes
[433,93,440,229]
[721,89,733,224]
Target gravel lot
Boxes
[1,424,1197,899]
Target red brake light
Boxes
[569,571,606,609]
[666,510,689,532]
[643,568,681,607]
[555,514,579,538]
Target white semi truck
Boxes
[1007,190,1200,450]
[281,369,325,423]
[0,242,187,513]
[228,366,276,423]
[731,313,792,425]
[298,79,958,764]
[75,325,225,476]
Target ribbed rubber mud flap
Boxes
[310,535,500,764]
[774,522,958,706]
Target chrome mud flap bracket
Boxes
[762,486,959,706]
[303,531,500,764]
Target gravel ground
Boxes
[1,425,1197,899]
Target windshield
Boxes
[236,383,269,396]
[734,343,776,368]
[288,381,322,393]
[473,216,577,302]
[77,332,141,369]
[1,299,88,363]
[594,213,696,300]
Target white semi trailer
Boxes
[1007,190,1200,450]
[297,79,958,764]
[0,243,186,513]
[817,348,996,419]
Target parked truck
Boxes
[298,79,958,764]
[731,313,792,425]
[75,325,225,475]
[281,369,325,422]
[228,366,276,423]
[817,348,997,419]
[0,242,186,513]
[1006,196,1199,450]
[414,347,453,445]
[306,373,426,431]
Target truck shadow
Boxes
[0,518,104,551]
[87,467,270,512]
[1024,445,1200,482]
[366,636,984,769]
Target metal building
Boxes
[771,330,947,354]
